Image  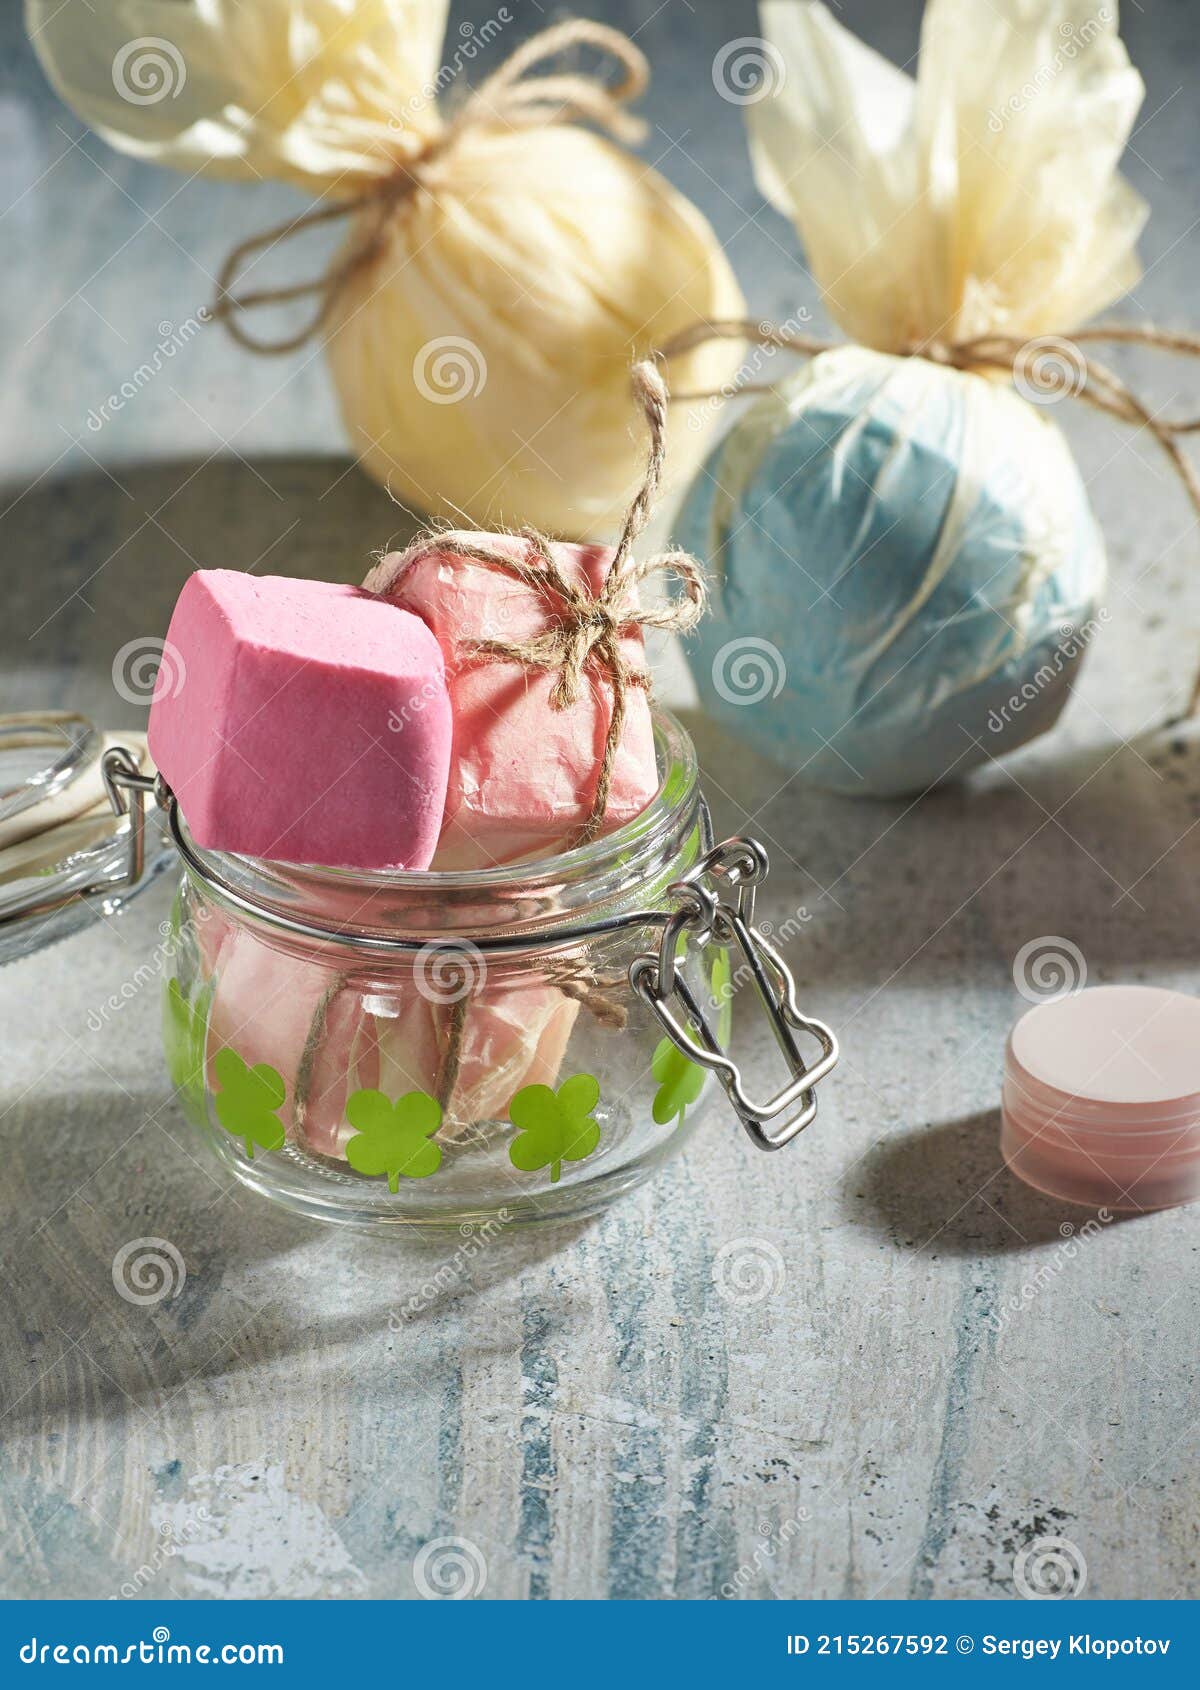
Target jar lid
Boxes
[1001,985,1200,1211]
[0,712,173,965]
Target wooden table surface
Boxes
[3,1,1199,1601]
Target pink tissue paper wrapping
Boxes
[374,536,660,870]
[202,926,579,1158]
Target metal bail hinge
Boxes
[629,837,838,1152]
[99,746,170,897]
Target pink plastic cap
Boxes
[1002,984,1200,1212]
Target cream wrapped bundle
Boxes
[28,1,745,537]
[674,0,1175,795]
[749,0,1145,350]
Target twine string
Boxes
[209,20,649,356]
[436,992,470,1113]
[657,316,1200,716]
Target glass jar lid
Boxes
[0,711,173,964]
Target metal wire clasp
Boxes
[98,745,169,895]
[629,838,838,1152]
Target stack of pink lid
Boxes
[1002,984,1200,1212]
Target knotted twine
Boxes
[659,316,1200,715]
[209,20,649,355]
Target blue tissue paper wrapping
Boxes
[676,347,1106,797]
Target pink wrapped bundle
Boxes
[204,934,382,1155]
[372,981,579,1149]
[203,928,579,1159]
[365,535,666,870]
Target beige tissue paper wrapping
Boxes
[27,0,745,538]
[747,0,1146,351]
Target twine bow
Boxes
[660,316,1200,716]
[209,20,649,355]
[362,360,706,850]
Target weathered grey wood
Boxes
[2,0,1199,1601]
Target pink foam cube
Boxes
[371,537,659,869]
[148,571,452,869]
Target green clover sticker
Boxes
[651,945,733,1126]
[651,1037,705,1126]
[508,1074,601,1183]
[344,1089,443,1190]
[163,977,211,1124]
[213,1048,286,1159]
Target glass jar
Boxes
[2,708,837,1230]
[157,709,837,1228]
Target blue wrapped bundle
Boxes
[674,0,1147,796]
[676,345,1106,797]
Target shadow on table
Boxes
[1,453,419,722]
[0,1077,596,1431]
[841,1108,1145,1257]
[675,703,1200,997]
